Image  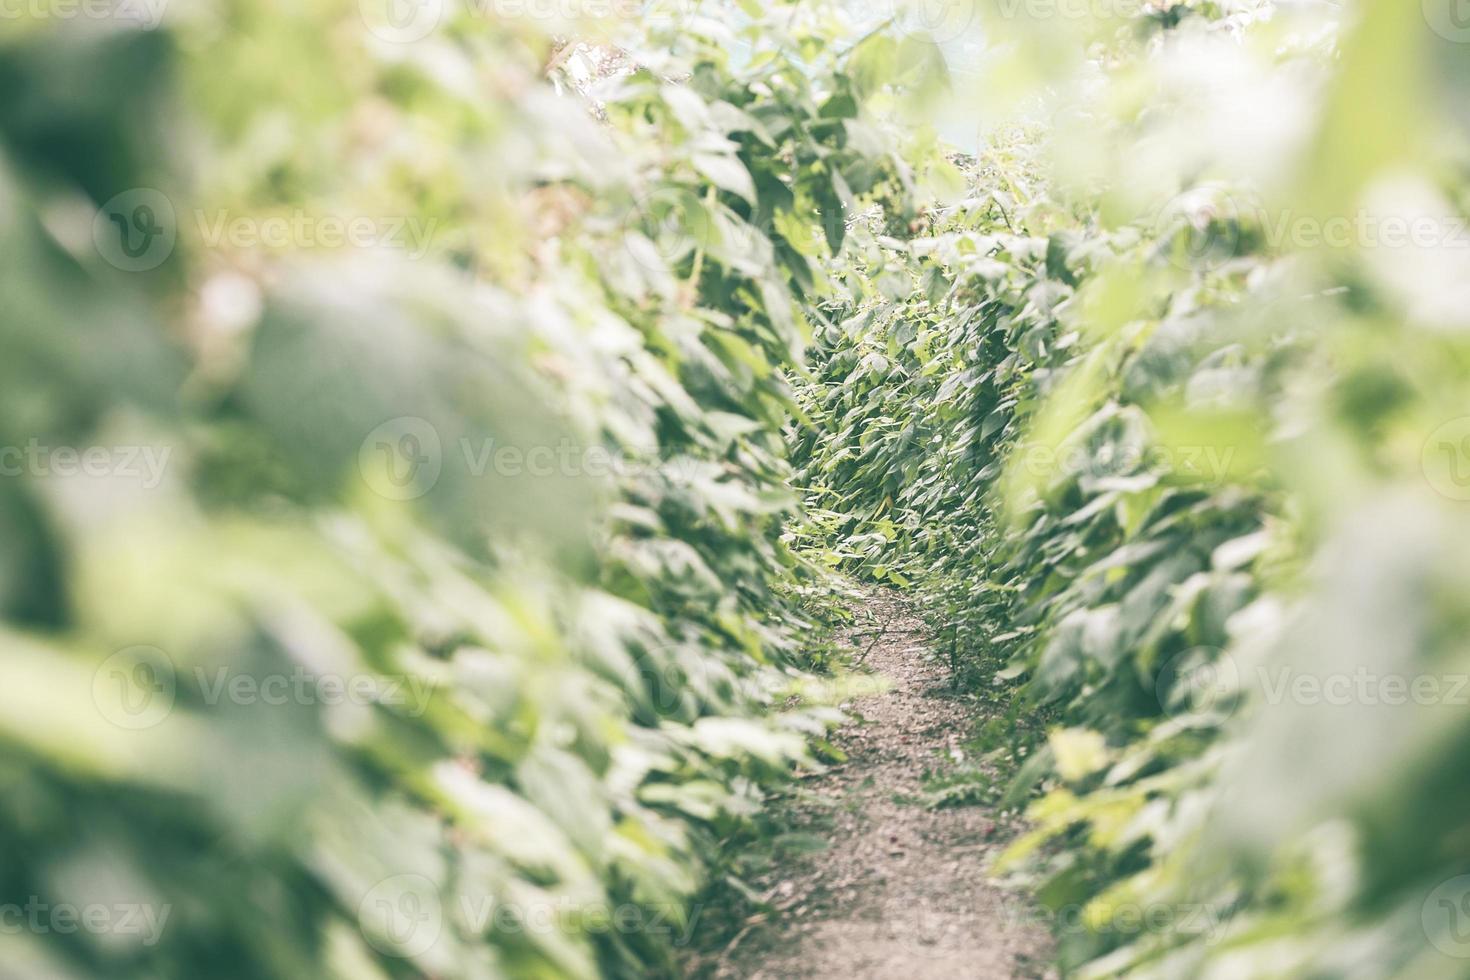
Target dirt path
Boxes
[711,588,1054,979]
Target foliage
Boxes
[0,4,942,977]
[9,2,1470,978]
[798,1,1470,976]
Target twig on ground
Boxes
[718,914,766,962]
[854,608,902,667]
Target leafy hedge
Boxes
[798,1,1470,976]
[0,5,942,978]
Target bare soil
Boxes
[701,588,1055,979]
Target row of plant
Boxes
[0,5,949,977]
[796,1,1470,976]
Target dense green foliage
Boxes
[799,1,1470,976]
[7,2,1470,978]
[0,5,946,977]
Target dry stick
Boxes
[854,607,902,667]
[993,197,1018,234]
[713,881,796,972]
[716,915,766,970]
[715,889,808,973]
[846,626,893,638]
[542,41,574,76]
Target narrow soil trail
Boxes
[714,588,1054,979]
